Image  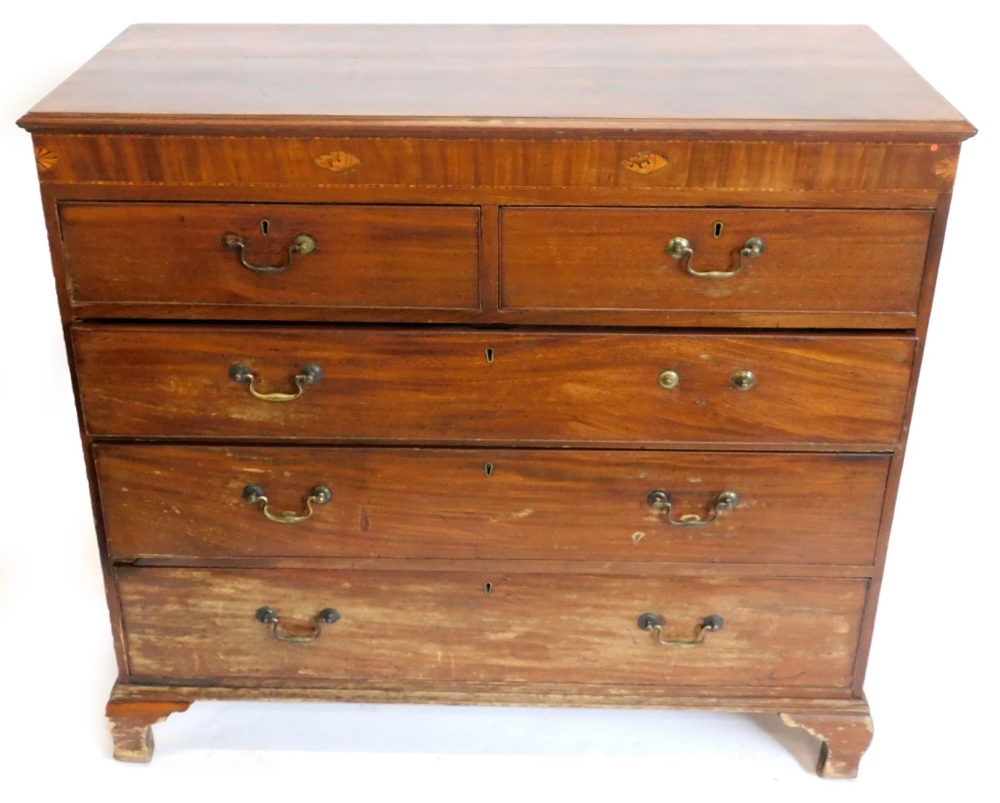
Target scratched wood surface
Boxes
[96,445,890,564]
[117,566,867,688]
[109,678,872,707]
[72,326,915,445]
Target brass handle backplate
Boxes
[647,490,739,526]
[243,484,333,523]
[637,613,724,647]
[255,606,340,643]
[230,363,323,402]
[658,369,681,389]
[666,236,765,278]
[224,232,316,274]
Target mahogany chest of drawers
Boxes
[19,24,975,777]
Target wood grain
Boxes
[30,135,958,192]
[122,559,879,579]
[19,25,974,140]
[501,208,931,317]
[72,326,915,445]
[45,177,941,329]
[60,203,481,311]
[110,679,872,709]
[117,567,867,688]
[96,445,890,565]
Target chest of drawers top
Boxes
[20,24,972,138]
[20,24,973,777]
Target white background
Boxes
[1,2,997,800]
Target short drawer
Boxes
[501,208,931,322]
[73,326,914,445]
[60,203,481,312]
[97,445,889,565]
[117,567,866,688]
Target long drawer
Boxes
[97,445,889,565]
[501,207,932,318]
[60,203,482,311]
[73,326,914,445]
[117,567,867,688]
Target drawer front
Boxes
[501,207,931,318]
[118,567,867,688]
[98,445,889,565]
[60,203,481,311]
[73,326,914,445]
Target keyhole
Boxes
[484,581,493,594]
[484,463,494,477]
[485,347,495,364]
[713,221,724,238]
[261,219,270,236]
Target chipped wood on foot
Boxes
[779,711,874,779]
[106,699,191,762]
